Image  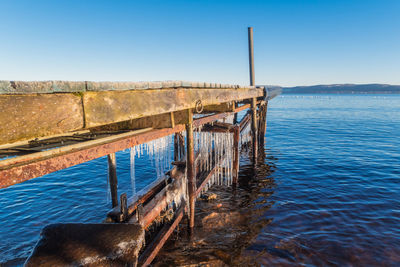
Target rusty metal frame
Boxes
[138,205,186,267]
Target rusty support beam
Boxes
[107,153,118,208]
[186,109,196,232]
[138,205,185,267]
[251,98,258,161]
[192,112,229,128]
[138,170,187,228]
[239,112,251,131]
[196,165,218,197]
[0,127,182,189]
[107,174,173,222]
[232,126,240,188]
[141,189,169,228]
[234,103,251,113]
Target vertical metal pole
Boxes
[185,109,196,233]
[232,126,240,188]
[248,27,255,86]
[251,97,258,161]
[248,27,258,161]
[107,153,118,208]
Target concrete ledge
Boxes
[0,94,84,145]
[25,223,145,267]
[0,80,259,94]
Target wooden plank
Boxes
[0,94,84,145]
[83,88,262,128]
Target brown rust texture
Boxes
[139,206,185,267]
[83,88,262,128]
[0,127,185,189]
[0,94,84,145]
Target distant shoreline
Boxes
[263,84,400,94]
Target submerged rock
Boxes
[25,223,144,267]
[200,193,218,201]
[201,211,243,229]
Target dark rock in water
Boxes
[25,223,145,267]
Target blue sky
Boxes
[0,0,399,86]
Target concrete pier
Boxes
[0,80,281,266]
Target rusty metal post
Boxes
[174,134,179,161]
[251,98,258,161]
[107,153,118,208]
[232,126,240,188]
[258,101,268,147]
[185,109,196,233]
[248,27,255,86]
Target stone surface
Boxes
[0,80,258,94]
[0,81,269,145]
[0,94,83,145]
[83,88,262,128]
[25,223,145,267]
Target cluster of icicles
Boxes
[108,119,251,203]
[128,135,174,196]
[240,122,252,150]
[194,126,235,195]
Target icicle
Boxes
[106,162,111,203]
[130,147,136,196]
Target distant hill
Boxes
[264,84,400,94]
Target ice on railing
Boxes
[194,128,235,196]
[130,147,136,195]
[127,126,237,202]
[240,123,251,151]
[129,135,174,198]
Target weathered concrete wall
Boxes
[0,94,84,145]
[0,81,264,145]
[83,88,261,128]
